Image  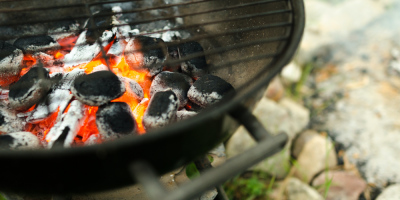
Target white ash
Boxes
[32,52,55,67]
[55,68,85,90]
[150,71,193,109]
[161,26,183,42]
[0,132,41,150]
[0,89,8,100]
[119,76,144,101]
[187,87,222,108]
[18,89,73,123]
[63,30,114,69]
[84,134,102,146]
[96,102,137,139]
[48,22,80,41]
[0,47,23,86]
[0,107,25,133]
[176,109,197,121]
[46,100,85,148]
[143,91,179,130]
[92,64,109,72]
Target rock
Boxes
[286,177,324,200]
[312,170,367,200]
[292,132,337,183]
[226,97,309,178]
[265,77,285,102]
[281,62,302,84]
[292,130,320,159]
[376,184,400,200]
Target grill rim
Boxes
[0,0,305,194]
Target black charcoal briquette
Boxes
[71,71,125,106]
[143,90,178,130]
[187,74,235,108]
[179,41,208,79]
[0,41,24,87]
[0,132,40,150]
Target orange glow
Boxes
[21,34,153,145]
[76,106,99,142]
[25,108,60,139]
[133,99,149,134]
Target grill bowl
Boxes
[0,0,304,194]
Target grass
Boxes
[0,194,5,200]
[223,172,276,200]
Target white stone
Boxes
[376,184,400,200]
[286,178,324,200]
[281,62,302,83]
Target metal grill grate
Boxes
[0,0,304,199]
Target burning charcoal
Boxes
[13,35,60,54]
[0,132,40,150]
[18,89,73,123]
[187,74,235,108]
[179,41,208,79]
[46,100,84,148]
[92,64,109,72]
[72,71,125,106]
[84,134,102,146]
[185,100,203,112]
[85,8,116,45]
[107,38,126,66]
[9,67,51,111]
[119,76,144,101]
[143,91,178,130]
[150,71,193,109]
[176,109,197,121]
[0,107,25,133]
[63,30,114,69]
[124,36,166,76]
[48,19,80,41]
[54,69,85,90]
[0,41,24,87]
[96,102,137,139]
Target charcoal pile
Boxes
[0,6,235,150]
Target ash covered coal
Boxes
[85,8,117,45]
[150,71,193,109]
[179,41,208,79]
[188,74,235,108]
[185,100,203,112]
[46,100,84,148]
[176,109,197,121]
[0,41,24,87]
[9,67,51,111]
[124,36,166,76]
[96,102,137,138]
[53,68,85,90]
[48,19,80,41]
[13,35,60,53]
[143,90,178,130]
[72,71,125,106]
[119,76,144,101]
[63,30,114,69]
[0,107,25,133]
[0,132,40,150]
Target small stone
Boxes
[281,62,302,84]
[292,132,337,183]
[312,170,367,200]
[292,130,320,159]
[286,177,324,200]
[376,184,400,200]
[265,77,285,102]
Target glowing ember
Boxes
[17,34,153,146]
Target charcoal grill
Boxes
[0,0,304,199]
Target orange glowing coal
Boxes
[21,36,153,145]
